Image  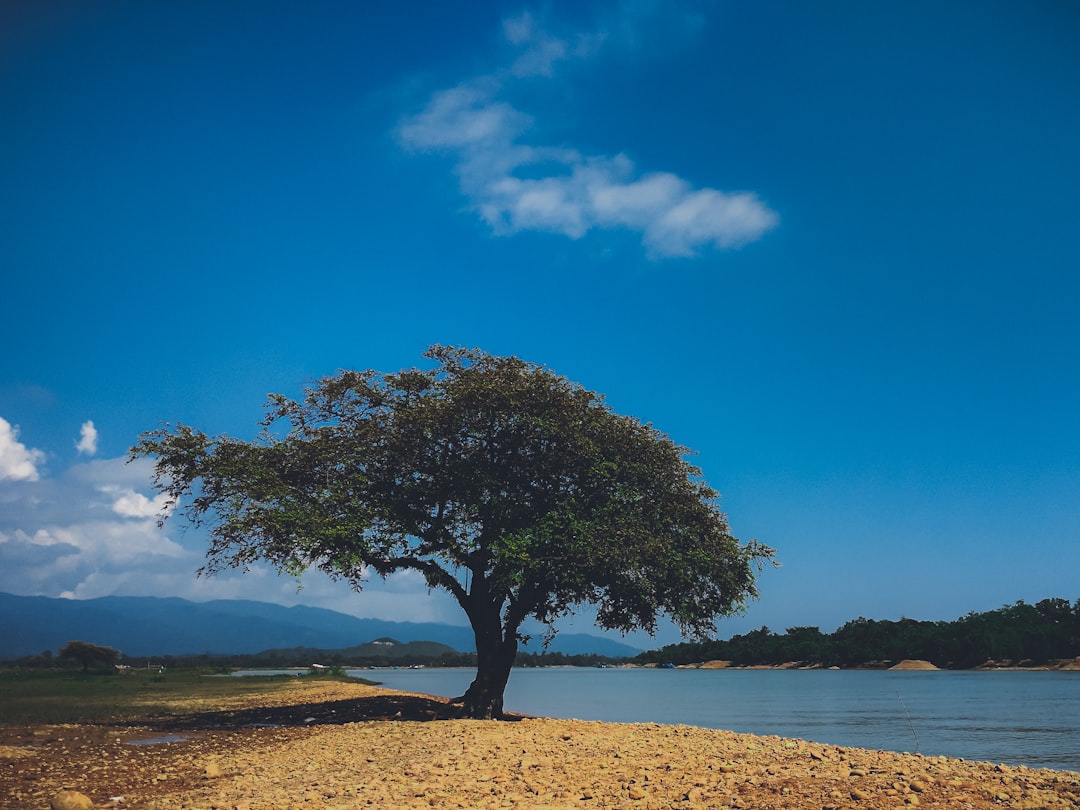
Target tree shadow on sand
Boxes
[132,694,525,732]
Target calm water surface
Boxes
[359,667,1080,772]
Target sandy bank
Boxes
[4,681,1078,809]
[661,657,1080,671]
[889,659,939,670]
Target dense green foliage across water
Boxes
[636,597,1080,668]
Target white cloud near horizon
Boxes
[0,431,698,643]
[398,8,777,258]
[0,426,675,641]
[0,453,190,599]
[0,448,471,625]
[0,444,678,642]
[0,416,45,481]
[75,420,98,456]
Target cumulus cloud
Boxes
[399,7,777,258]
[0,423,502,627]
[0,453,190,599]
[0,447,469,625]
[75,420,98,456]
[0,520,188,597]
[99,485,173,519]
[0,416,44,481]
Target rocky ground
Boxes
[2,679,1079,809]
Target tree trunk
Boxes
[459,626,518,719]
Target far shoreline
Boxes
[625,655,1080,672]
[225,656,1080,676]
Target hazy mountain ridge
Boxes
[0,593,641,659]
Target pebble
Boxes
[50,789,94,810]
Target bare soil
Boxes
[2,679,1078,809]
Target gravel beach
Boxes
[3,679,1078,809]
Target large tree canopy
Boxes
[132,346,773,717]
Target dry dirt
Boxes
[2,679,1078,809]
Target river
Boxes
[357,666,1080,772]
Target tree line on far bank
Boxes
[6,641,622,672]
[11,597,1080,673]
[635,597,1080,669]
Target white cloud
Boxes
[99,485,173,519]
[70,455,162,491]
[503,11,573,78]
[646,187,782,257]
[0,416,44,481]
[0,446,673,636]
[0,423,654,635]
[398,8,777,259]
[0,448,470,626]
[0,520,189,598]
[75,420,98,456]
[0,453,191,599]
[398,80,529,152]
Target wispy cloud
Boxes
[76,420,98,456]
[0,416,44,481]
[398,7,777,258]
[502,10,605,78]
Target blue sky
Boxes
[2,1,1078,650]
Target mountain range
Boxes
[0,593,641,660]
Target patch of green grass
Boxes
[0,668,375,725]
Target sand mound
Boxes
[697,660,732,669]
[889,659,939,670]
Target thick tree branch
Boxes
[374,555,468,607]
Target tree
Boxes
[783,626,830,664]
[58,640,120,672]
[132,346,773,718]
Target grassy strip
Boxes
[0,667,378,725]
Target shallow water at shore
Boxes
[363,667,1080,771]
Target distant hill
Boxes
[0,593,641,660]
